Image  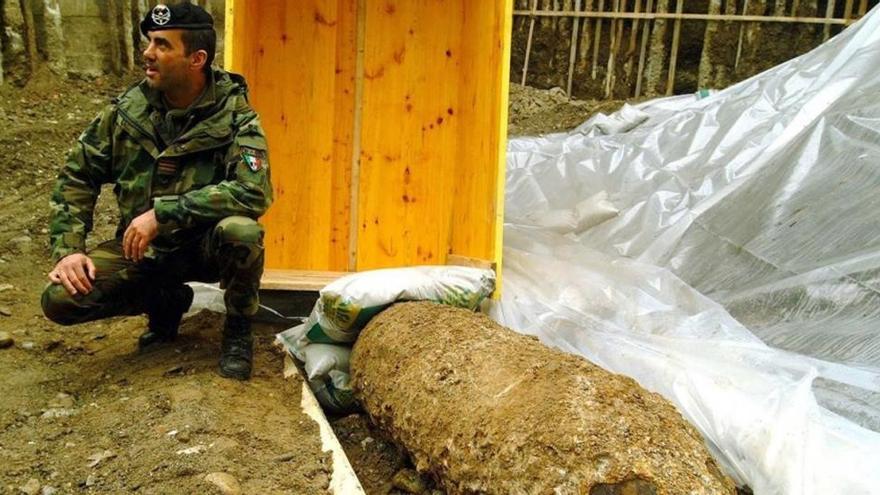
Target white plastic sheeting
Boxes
[491,8,880,495]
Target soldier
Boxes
[40,3,272,380]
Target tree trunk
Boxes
[698,0,739,89]
[19,0,37,75]
[134,0,148,39]
[793,0,820,57]
[575,0,594,76]
[0,0,5,85]
[622,0,644,90]
[573,0,594,97]
[698,0,722,87]
[0,26,4,86]
[644,0,669,96]
[121,0,135,71]
[736,0,768,79]
[106,0,122,75]
[33,0,65,76]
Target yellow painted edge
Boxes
[492,0,514,300]
[223,0,235,70]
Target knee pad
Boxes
[41,284,81,326]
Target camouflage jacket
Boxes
[48,69,273,262]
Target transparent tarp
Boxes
[491,8,880,494]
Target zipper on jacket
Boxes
[116,106,159,214]
[117,106,157,146]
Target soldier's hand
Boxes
[49,253,96,296]
[123,209,159,262]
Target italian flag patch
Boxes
[241,147,266,172]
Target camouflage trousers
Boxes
[41,216,265,325]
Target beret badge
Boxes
[140,2,213,35]
[151,5,171,26]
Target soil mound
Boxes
[508,84,626,136]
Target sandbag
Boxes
[277,266,496,412]
[298,266,494,345]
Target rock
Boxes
[176,431,190,443]
[86,450,116,468]
[273,451,296,462]
[0,283,14,292]
[19,478,40,495]
[84,474,97,487]
[0,307,11,317]
[548,86,567,98]
[41,487,57,495]
[20,341,35,350]
[48,393,75,409]
[0,332,13,348]
[44,339,63,351]
[163,365,184,376]
[210,436,239,452]
[176,445,207,455]
[41,408,76,419]
[391,469,428,494]
[204,472,241,495]
[9,235,32,254]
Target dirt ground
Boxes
[0,70,621,494]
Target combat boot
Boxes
[219,315,253,380]
[138,284,194,351]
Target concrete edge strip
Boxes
[284,355,366,494]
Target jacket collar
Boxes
[115,70,243,158]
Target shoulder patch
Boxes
[241,147,267,172]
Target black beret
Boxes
[140,3,214,36]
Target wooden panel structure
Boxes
[226,0,511,287]
[261,269,351,292]
[227,0,357,272]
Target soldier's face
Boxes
[142,30,192,92]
